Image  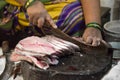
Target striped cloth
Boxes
[56,1,85,35]
[0,0,85,37]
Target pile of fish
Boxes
[10,35,79,70]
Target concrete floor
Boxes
[0,48,23,80]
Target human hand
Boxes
[82,27,103,46]
[26,1,57,28]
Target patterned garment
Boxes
[0,0,85,37]
[56,1,85,35]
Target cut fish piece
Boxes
[10,35,79,70]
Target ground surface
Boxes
[0,48,23,80]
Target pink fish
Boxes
[10,35,79,70]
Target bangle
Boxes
[24,0,36,9]
[86,22,102,31]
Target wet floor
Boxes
[0,48,23,80]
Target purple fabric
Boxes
[56,1,85,36]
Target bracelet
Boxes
[86,22,102,31]
[24,0,36,9]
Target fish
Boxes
[10,35,80,70]
[42,23,109,55]
[10,23,110,70]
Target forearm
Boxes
[80,0,101,25]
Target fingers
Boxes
[32,15,40,25]
[86,36,93,44]
[92,38,101,46]
[46,15,57,28]
[28,14,57,28]
[72,36,102,46]
[85,36,101,46]
[28,14,44,28]
[29,15,34,24]
[37,17,44,28]
[72,36,106,47]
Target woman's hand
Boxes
[80,0,103,46]
[82,27,103,46]
[26,1,57,28]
